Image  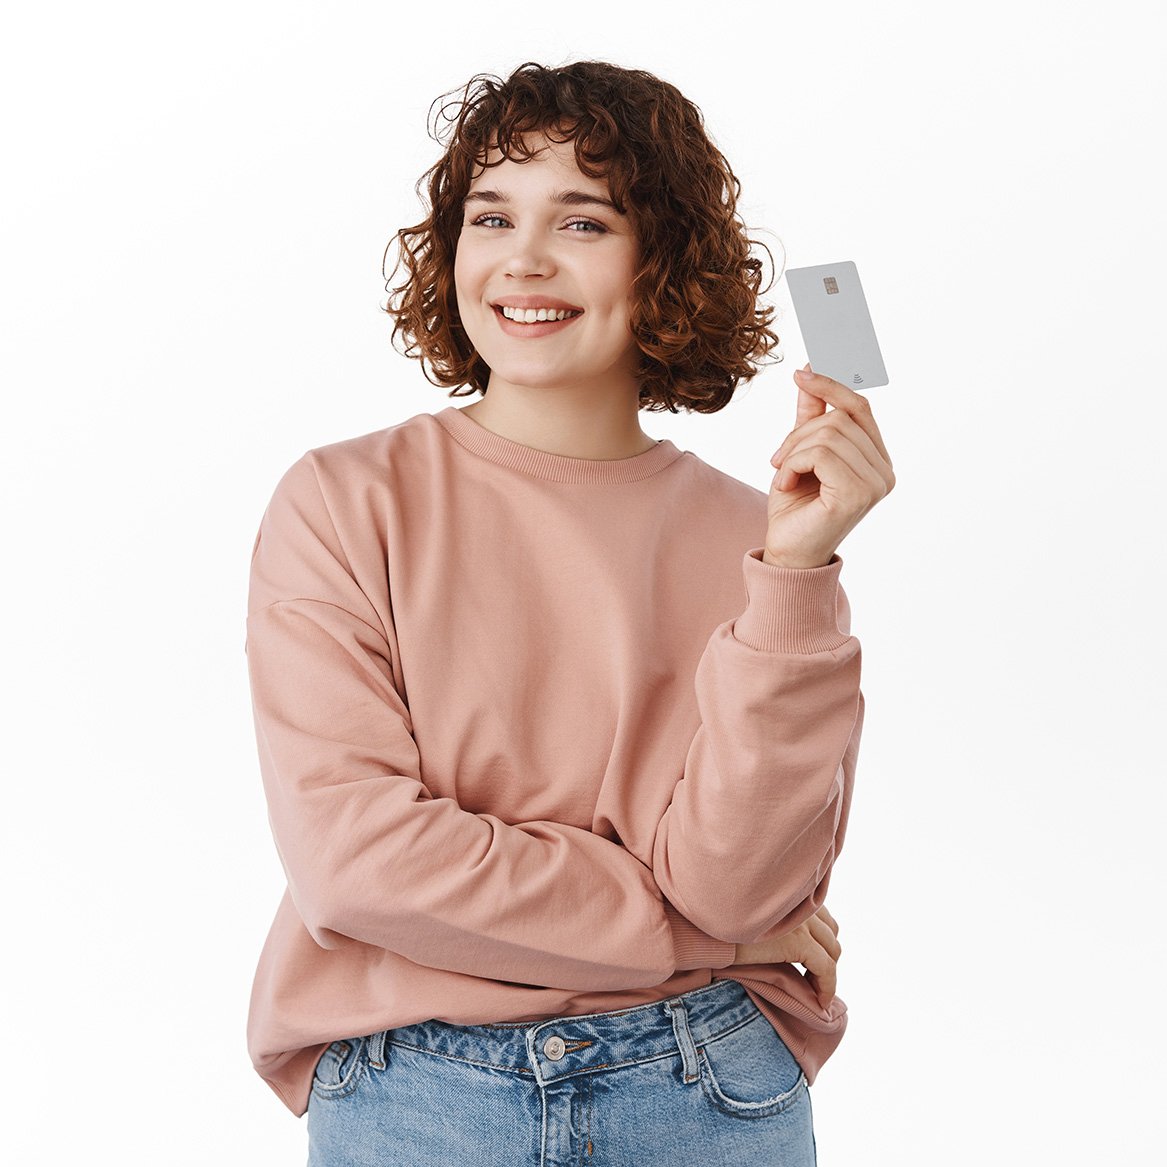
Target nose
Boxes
[503,224,556,279]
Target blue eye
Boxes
[468,214,607,234]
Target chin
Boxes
[484,361,581,389]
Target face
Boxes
[454,133,642,398]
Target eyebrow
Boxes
[462,188,623,214]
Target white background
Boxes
[2,1,1162,1162]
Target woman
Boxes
[244,59,894,1165]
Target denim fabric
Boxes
[307,977,817,1165]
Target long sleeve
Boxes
[245,454,735,993]
[650,548,864,945]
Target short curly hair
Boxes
[382,59,782,414]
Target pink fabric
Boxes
[244,406,864,1117]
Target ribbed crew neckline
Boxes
[434,405,685,484]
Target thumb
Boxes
[796,365,827,425]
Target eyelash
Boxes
[469,213,607,234]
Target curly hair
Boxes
[382,59,783,414]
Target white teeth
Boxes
[499,305,580,322]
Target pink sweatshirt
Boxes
[244,405,865,1117]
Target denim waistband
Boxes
[372,977,756,1089]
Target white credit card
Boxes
[784,261,888,390]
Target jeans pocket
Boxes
[311,1036,368,1100]
[698,1011,808,1119]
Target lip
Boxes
[491,295,584,312]
[492,304,584,339]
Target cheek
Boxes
[450,256,476,335]
[453,239,482,293]
[598,255,639,319]
[452,247,469,296]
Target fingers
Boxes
[775,432,893,505]
[801,935,837,1008]
[733,905,843,1009]
[808,911,842,961]
[790,366,893,473]
[775,443,878,509]
[806,907,841,1008]
[771,408,892,492]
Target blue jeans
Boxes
[307,977,817,1165]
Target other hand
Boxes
[731,904,842,1010]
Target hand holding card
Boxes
[760,260,895,569]
[764,366,896,569]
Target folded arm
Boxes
[246,454,736,992]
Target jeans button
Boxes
[543,1035,566,1061]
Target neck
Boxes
[458,378,657,461]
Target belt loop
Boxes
[664,998,700,1084]
[366,1027,389,1071]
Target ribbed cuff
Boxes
[732,548,852,654]
[664,901,737,970]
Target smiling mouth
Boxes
[493,305,584,323]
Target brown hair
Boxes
[382,59,782,414]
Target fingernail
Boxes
[795,366,812,379]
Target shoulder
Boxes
[250,410,443,574]
[660,446,771,565]
[686,452,767,504]
[303,409,440,489]
[264,409,441,514]
[248,413,442,618]
[675,447,769,517]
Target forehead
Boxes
[467,132,604,190]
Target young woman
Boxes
[244,59,894,1166]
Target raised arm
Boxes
[650,548,864,945]
[650,364,890,946]
[245,453,735,992]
